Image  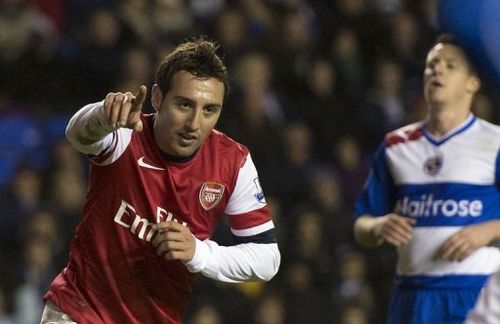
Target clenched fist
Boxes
[152,221,196,263]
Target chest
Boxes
[386,137,497,185]
[93,144,235,240]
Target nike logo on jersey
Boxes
[137,156,165,171]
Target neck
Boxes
[425,91,475,138]
[426,106,471,138]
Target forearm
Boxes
[483,220,500,246]
[65,101,114,154]
[185,239,280,283]
[354,215,384,247]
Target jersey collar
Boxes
[422,114,476,146]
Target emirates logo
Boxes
[199,182,225,210]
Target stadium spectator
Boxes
[332,135,369,207]
[339,301,370,324]
[262,122,319,213]
[0,287,14,324]
[222,51,285,168]
[293,57,358,159]
[283,260,334,323]
[358,58,408,152]
[14,237,56,324]
[253,287,286,324]
[116,46,155,93]
[187,303,223,324]
[332,249,375,318]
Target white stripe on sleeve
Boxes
[225,153,267,215]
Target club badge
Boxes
[199,182,225,210]
[423,154,443,175]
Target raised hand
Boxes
[152,221,196,263]
[103,85,147,132]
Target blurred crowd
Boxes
[0,0,499,323]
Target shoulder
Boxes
[474,118,500,138]
[384,122,425,148]
[209,130,249,153]
[207,130,250,165]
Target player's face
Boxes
[423,43,480,107]
[151,71,224,157]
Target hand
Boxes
[438,223,495,262]
[373,213,416,246]
[103,85,147,131]
[152,221,196,263]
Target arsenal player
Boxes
[41,38,280,323]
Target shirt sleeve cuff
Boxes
[184,236,208,273]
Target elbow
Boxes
[65,122,81,151]
[354,217,383,248]
[65,118,75,143]
[65,114,85,148]
[353,221,368,246]
[256,243,281,281]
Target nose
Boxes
[432,61,444,75]
[185,108,202,131]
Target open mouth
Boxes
[179,133,197,143]
[431,80,443,87]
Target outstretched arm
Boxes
[66,86,147,154]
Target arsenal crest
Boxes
[199,182,225,210]
[423,154,443,175]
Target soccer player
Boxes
[353,34,500,323]
[41,38,280,323]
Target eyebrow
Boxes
[427,57,460,65]
[173,96,222,110]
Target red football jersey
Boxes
[45,113,273,323]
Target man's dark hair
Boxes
[155,37,230,101]
[433,33,478,76]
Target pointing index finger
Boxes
[131,85,147,112]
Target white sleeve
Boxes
[66,101,133,165]
[466,270,500,323]
[225,153,266,215]
[184,238,280,283]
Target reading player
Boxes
[41,38,280,323]
[353,34,500,323]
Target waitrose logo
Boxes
[398,194,483,218]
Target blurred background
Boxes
[0,0,499,323]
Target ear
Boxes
[466,75,481,94]
[151,84,163,112]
